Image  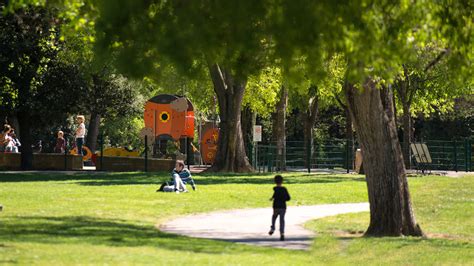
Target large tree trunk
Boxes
[17,79,34,170]
[344,107,353,142]
[302,93,319,168]
[18,110,33,170]
[272,86,288,171]
[241,106,256,158]
[345,80,423,237]
[86,113,101,153]
[207,64,253,172]
[302,115,313,168]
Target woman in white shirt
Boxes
[75,115,86,156]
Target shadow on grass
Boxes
[0,172,365,186]
[0,216,278,254]
[0,172,166,185]
[196,174,365,186]
[331,234,473,248]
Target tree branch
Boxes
[309,93,319,125]
[424,48,450,72]
[334,92,346,109]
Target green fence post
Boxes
[345,138,350,173]
[268,146,273,172]
[254,142,257,170]
[469,138,472,172]
[466,139,469,172]
[453,140,457,172]
[64,138,68,170]
[306,140,311,173]
[248,141,254,168]
[100,134,104,171]
[144,136,148,172]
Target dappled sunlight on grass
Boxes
[0,172,472,265]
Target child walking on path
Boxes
[269,175,291,241]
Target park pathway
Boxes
[159,203,369,250]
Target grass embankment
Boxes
[0,172,472,265]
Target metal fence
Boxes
[252,138,473,173]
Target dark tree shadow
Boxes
[0,172,166,185]
[332,234,472,248]
[0,216,284,254]
[195,174,365,186]
[0,172,365,186]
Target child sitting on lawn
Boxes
[269,175,291,241]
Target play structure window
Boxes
[160,111,170,123]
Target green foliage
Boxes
[244,67,282,117]
[101,116,144,148]
[394,44,472,117]
[0,4,89,127]
[143,65,215,117]
[94,0,271,80]
[87,73,143,119]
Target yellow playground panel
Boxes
[99,147,140,157]
[69,146,93,161]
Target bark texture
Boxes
[86,113,101,153]
[272,86,288,171]
[345,80,423,237]
[241,106,256,158]
[301,91,319,168]
[18,110,33,169]
[207,64,253,172]
[395,65,415,168]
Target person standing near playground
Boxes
[0,124,12,152]
[55,131,66,153]
[269,175,291,241]
[9,129,21,153]
[75,115,86,156]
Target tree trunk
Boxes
[345,80,423,237]
[272,86,288,171]
[241,106,255,157]
[402,104,412,169]
[344,107,353,142]
[395,65,413,168]
[86,113,101,153]
[302,116,313,168]
[207,64,253,172]
[302,93,319,168]
[18,110,33,170]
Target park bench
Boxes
[410,143,432,174]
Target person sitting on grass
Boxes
[171,160,196,193]
[269,174,291,241]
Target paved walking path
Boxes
[159,203,369,250]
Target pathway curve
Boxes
[159,203,369,250]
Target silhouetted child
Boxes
[269,175,291,241]
[55,131,66,153]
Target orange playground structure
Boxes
[144,94,195,140]
[142,94,219,165]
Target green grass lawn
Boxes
[0,172,472,265]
